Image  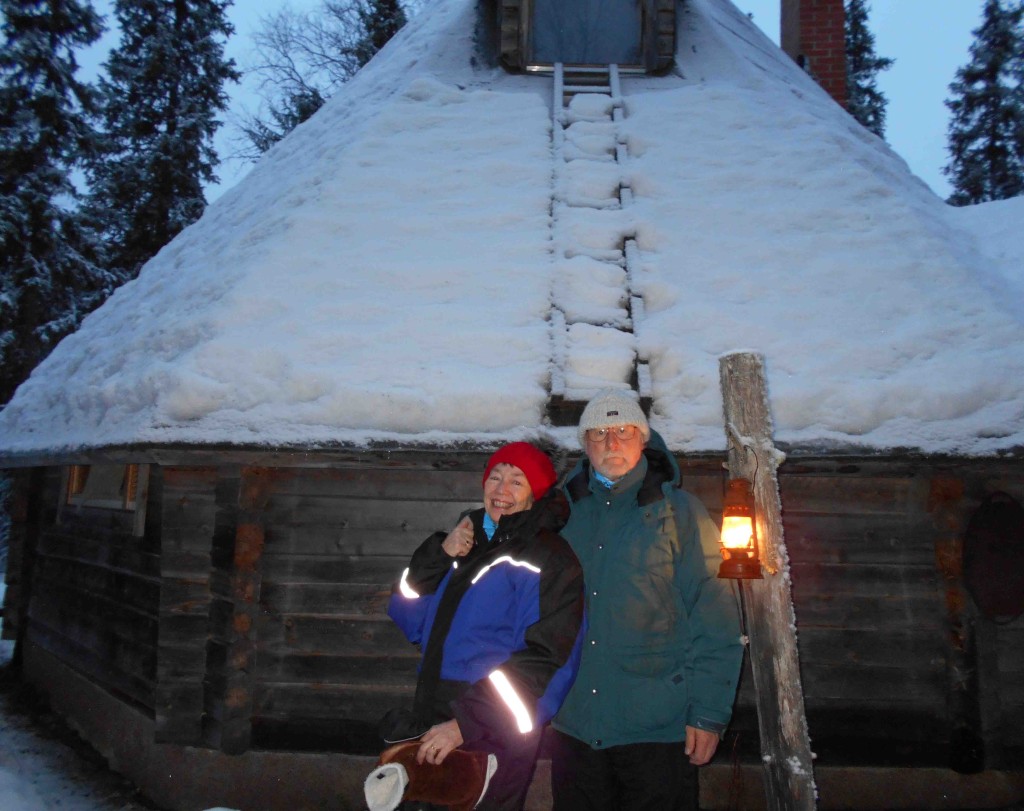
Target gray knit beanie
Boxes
[577,389,650,447]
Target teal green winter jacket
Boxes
[552,431,743,749]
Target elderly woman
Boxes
[387,442,585,811]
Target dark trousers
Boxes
[550,729,699,811]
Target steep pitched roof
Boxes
[0,0,1021,459]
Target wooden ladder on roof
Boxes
[547,63,652,426]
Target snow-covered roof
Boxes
[1,0,1022,460]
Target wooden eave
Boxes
[0,438,1021,471]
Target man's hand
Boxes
[416,719,464,765]
[684,725,720,765]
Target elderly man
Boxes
[550,389,743,811]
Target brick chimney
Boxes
[780,0,847,108]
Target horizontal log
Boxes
[729,703,953,763]
[780,475,915,515]
[255,652,420,684]
[790,562,940,598]
[257,615,412,656]
[160,518,216,552]
[251,716,383,754]
[792,592,944,632]
[796,628,945,669]
[253,681,414,723]
[1001,707,1024,745]
[37,530,161,576]
[1000,679,1024,707]
[260,582,391,617]
[156,613,211,646]
[800,662,946,705]
[27,607,157,675]
[994,623,1024,677]
[158,578,210,615]
[161,550,214,578]
[42,519,159,553]
[32,556,160,614]
[784,516,936,565]
[267,467,483,501]
[160,466,220,490]
[57,505,137,535]
[263,524,446,558]
[262,554,406,585]
[29,579,158,643]
[264,494,472,533]
[805,705,949,748]
[27,619,156,709]
[155,641,208,680]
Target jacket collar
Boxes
[565,445,676,508]
[468,489,570,546]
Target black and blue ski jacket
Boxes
[388,490,585,748]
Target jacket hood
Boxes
[644,429,680,487]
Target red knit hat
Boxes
[482,442,557,499]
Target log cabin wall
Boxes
[2,453,1022,776]
[248,463,483,752]
[678,456,1024,772]
[10,466,161,713]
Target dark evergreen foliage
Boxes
[943,0,1024,206]
[85,0,240,279]
[238,0,407,158]
[353,0,407,66]
[238,88,326,156]
[845,0,893,138]
[0,0,117,405]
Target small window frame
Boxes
[62,463,150,536]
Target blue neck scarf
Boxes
[483,513,497,540]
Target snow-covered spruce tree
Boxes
[237,0,407,158]
[86,0,239,280]
[0,0,118,405]
[352,0,407,67]
[845,0,893,138]
[943,0,1024,206]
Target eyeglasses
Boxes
[585,425,639,443]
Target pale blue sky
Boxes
[81,1,985,201]
[734,1,984,200]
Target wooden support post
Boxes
[719,351,817,811]
[929,477,985,773]
[218,466,272,755]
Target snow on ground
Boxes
[0,585,137,810]
[0,0,1022,459]
[1,579,236,811]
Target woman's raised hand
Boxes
[441,516,475,557]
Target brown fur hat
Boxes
[364,741,497,811]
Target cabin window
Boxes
[532,0,642,65]
[66,464,142,511]
[495,0,675,73]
